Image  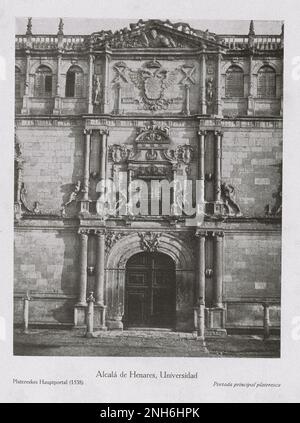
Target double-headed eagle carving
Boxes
[124,60,178,111]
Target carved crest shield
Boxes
[144,73,164,100]
[129,60,178,111]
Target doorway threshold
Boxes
[125,327,174,332]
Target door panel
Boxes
[126,291,148,326]
[125,252,175,328]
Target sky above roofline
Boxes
[15,18,283,35]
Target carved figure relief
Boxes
[14,138,42,218]
[265,187,282,217]
[93,75,102,105]
[206,77,214,104]
[138,232,161,252]
[61,180,81,217]
[221,183,242,216]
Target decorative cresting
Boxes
[138,232,161,252]
[89,19,217,50]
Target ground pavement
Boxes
[13,328,280,357]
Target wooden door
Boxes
[125,252,176,328]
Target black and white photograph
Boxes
[13,16,282,358]
[1,0,300,405]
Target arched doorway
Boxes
[124,252,176,329]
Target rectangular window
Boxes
[257,72,276,98]
[15,72,21,98]
[225,72,244,98]
[45,75,52,94]
[66,72,75,97]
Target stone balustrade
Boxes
[16,33,282,51]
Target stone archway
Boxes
[105,232,195,331]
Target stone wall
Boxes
[222,128,282,216]
[16,123,84,213]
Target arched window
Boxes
[65,65,84,98]
[225,65,244,98]
[257,65,276,98]
[34,65,52,97]
[15,66,21,98]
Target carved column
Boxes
[185,84,190,115]
[88,54,94,114]
[77,229,89,306]
[21,51,30,114]
[195,231,207,338]
[197,130,206,206]
[115,83,122,114]
[247,54,254,115]
[214,130,222,203]
[200,50,207,114]
[99,129,109,181]
[82,129,92,201]
[196,231,206,304]
[213,231,224,308]
[95,230,105,305]
[103,48,111,113]
[216,50,222,117]
[53,52,62,114]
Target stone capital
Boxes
[99,128,110,136]
[195,230,209,238]
[78,228,90,236]
[83,129,93,136]
[94,228,106,237]
[212,231,225,238]
[198,130,207,137]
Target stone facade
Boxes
[14,19,282,335]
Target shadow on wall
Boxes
[49,230,80,324]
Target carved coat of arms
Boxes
[129,60,178,111]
